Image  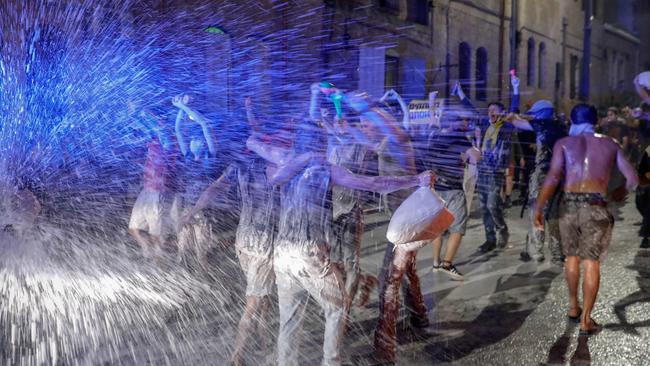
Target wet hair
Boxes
[570,103,598,125]
[487,102,505,112]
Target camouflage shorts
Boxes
[559,193,613,261]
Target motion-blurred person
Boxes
[309,83,377,320]
[314,83,433,362]
[127,104,175,262]
[508,100,567,264]
[247,119,434,366]
[599,107,629,156]
[181,97,279,365]
[423,108,479,280]
[534,103,638,336]
[172,95,218,268]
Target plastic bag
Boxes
[386,186,455,246]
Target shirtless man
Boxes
[534,103,638,336]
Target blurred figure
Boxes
[311,84,432,363]
[508,100,567,264]
[127,105,176,262]
[534,103,638,336]
[181,97,278,365]
[599,107,629,155]
[309,83,377,322]
[247,119,433,366]
[172,95,218,268]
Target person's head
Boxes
[570,103,598,125]
[487,102,505,123]
[527,100,554,120]
[606,107,619,121]
[187,124,207,160]
[356,114,382,144]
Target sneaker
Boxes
[519,251,532,262]
[641,238,650,249]
[504,196,512,208]
[531,253,545,262]
[431,261,441,272]
[478,241,496,253]
[439,262,464,281]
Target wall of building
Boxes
[121,0,650,112]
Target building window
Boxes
[378,0,400,11]
[527,37,535,87]
[538,42,546,89]
[475,47,488,101]
[408,0,429,25]
[385,55,400,93]
[570,55,579,99]
[458,42,471,96]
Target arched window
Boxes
[475,47,488,101]
[538,42,546,89]
[458,42,471,95]
[527,37,535,86]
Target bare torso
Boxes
[560,134,619,194]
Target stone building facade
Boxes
[116,0,649,113]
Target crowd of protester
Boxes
[16,71,640,365]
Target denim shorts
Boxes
[437,189,468,235]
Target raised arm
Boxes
[452,81,477,112]
[244,96,260,129]
[506,113,533,131]
[246,134,295,165]
[534,141,566,228]
[266,153,313,186]
[172,100,188,156]
[380,89,411,130]
[181,165,235,225]
[331,165,433,194]
[309,83,323,122]
[509,74,520,113]
[173,97,217,155]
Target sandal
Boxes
[579,318,602,336]
[567,308,582,323]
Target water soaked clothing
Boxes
[231,155,277,297]
[274,162,345,366]
[559,193,613,261]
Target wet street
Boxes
[342,199,650,365]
